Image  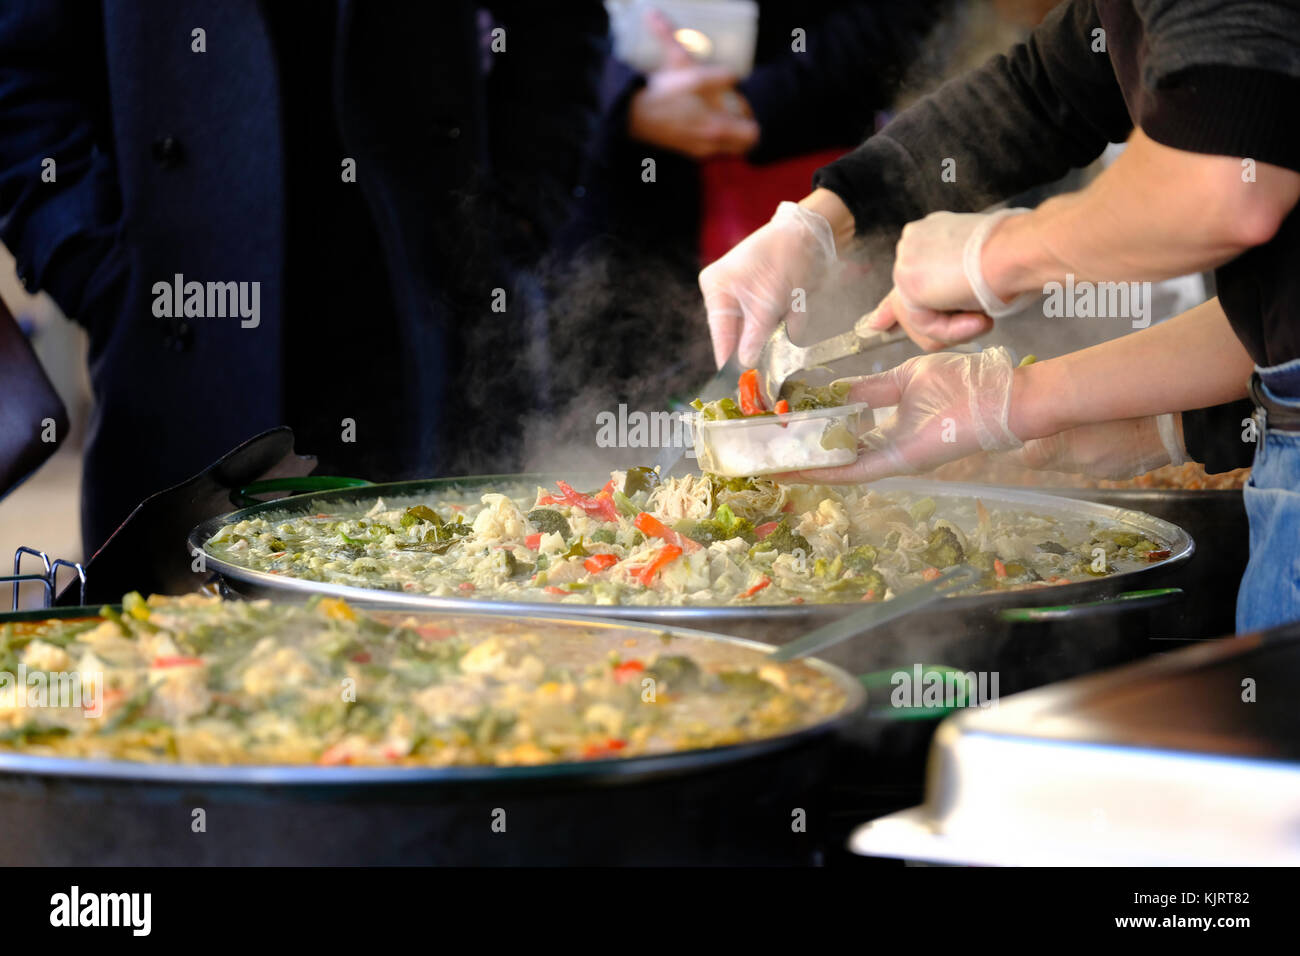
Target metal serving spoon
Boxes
[755,314,909,409]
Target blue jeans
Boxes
[1237,358,1300,632]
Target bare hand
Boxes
[628,66,759,159]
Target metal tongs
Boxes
[659,313,908,474]
[754,314,909,408]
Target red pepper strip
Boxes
[635,544,683,586]
[738,368,766,416]
[1146,549,1172,562]
[633,512,700,553]
[921,567,941,582]
[317,743,353,766]
[774,399,790,414]
[151,655,204,669]
[590,493,619,523]
[755,521,779,541]
[741,576,772,599]
[350,652,371,663]
[584,553,618,574]
[458,581,476,592]
[538,480,619,522]
[993,559,1007,579]
[525,533,542,550]
[612,660,644,683]
[544,585,568,596]
[581,738,628,758]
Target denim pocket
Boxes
[1237,474,1300,632]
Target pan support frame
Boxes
[6,546,85,610]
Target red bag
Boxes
[698,148,847,265]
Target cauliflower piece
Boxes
[472,493,528,543]
[537,531,567,555]
[582,702,625,737]
[241,647,317,697]
[149,666,212,722]
[21,640,71,673]
[542,558,587,585]
[811,498,851,535]
[460,637,508,674]
[414,681,488,722]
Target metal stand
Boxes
[5,546,86,611]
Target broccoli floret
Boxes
[647,654,702,691]
[842,545,878,575]
[752,519,809,556]
[921,526,965,569]
[527,508,572,540]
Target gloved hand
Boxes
[864,208,1037,350]
[699,201,838,367]
[784,347,1023,484]
[1000,414,1187,480]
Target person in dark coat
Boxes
[0,1,606,555]
[546,0,945,425]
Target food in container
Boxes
[685,402,870,477]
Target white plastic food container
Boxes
[606,0,760,77]
[685,403,871,477]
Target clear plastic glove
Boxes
[699,201,838,367]
[783,347,1023,484]
[1000,415,1187,480]
[864,208,1036,350]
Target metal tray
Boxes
[848,624,1300,865]
[188,474,1195,628]
[0,605,863,787]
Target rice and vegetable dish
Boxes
[204,469,1175,607]
[0,594,848,766]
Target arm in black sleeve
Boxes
[1131,0,1300,171]
[483,2,608,247]
[0,0,123,322]
[738,0,946,164]
[1182,400,1258,474]
[814,0,1133,234]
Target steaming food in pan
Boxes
[203,469,1177,608]
[0,594,848,766]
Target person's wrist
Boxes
[980,210,1055,304]
[798,189,856,253]
[1008,359,1068,442]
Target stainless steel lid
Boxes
[849,626,1300,865]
